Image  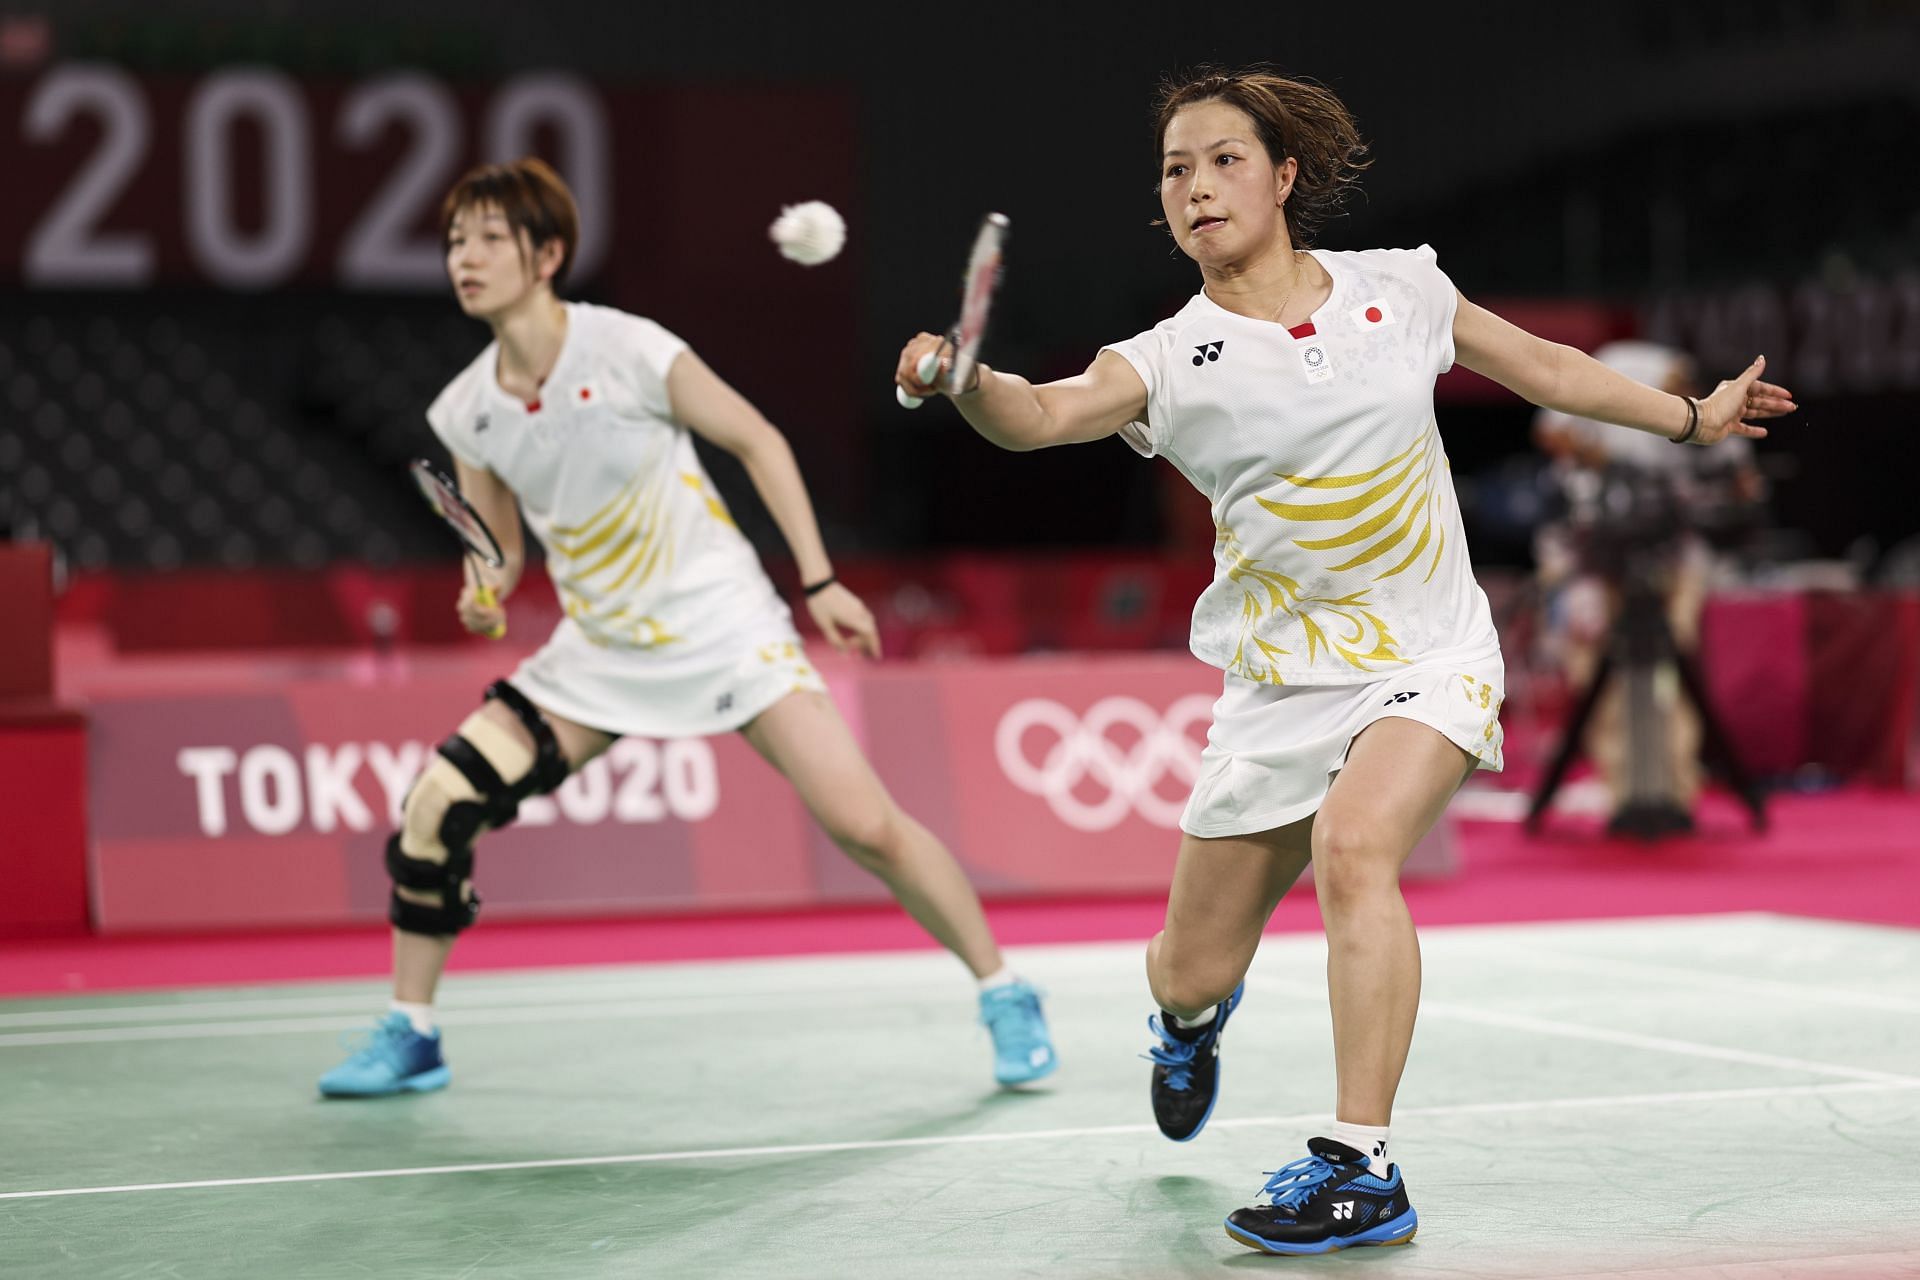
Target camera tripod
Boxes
[1526,562,1767,838]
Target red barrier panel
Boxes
[1805,590,1920,786]
[0,542,90,938]
[1700,593,1810,778]
[0,701,89,938]
[93,567,563,652]
[0,541,55,697]
[1701,591,1920,786]
[78,651,1455,934]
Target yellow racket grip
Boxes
[473,581,507,640]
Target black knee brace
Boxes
[484,680,571,799]
[386,832,478,935]
[386,681,571,936]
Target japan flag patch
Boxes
[569,378,603,408]
[1351,299,1397,329]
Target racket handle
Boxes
[896,350,942,410]
[473,581,507,640]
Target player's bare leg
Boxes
[1143,821,1312,1141]
[742,689,1057,1085]
[391,699,613,1004]
[1312,717,1473,1127]
[742,690,1000,976]
[1220,719,1470,1255]
[1148,820,1313,1016]
[320,698,608,1098]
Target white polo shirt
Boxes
[1104,245,1499,685]
[427,301,779,656]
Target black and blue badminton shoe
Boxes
[1145,980,1244,1141]
[1224,1137,1418,1255]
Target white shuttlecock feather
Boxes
[769,201,846,266]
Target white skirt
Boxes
[1181,651,1506,838]
[508,608,827,739]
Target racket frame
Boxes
[409,457,507,637]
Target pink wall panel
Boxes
[83,653,1461,933]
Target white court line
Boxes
[0,992,615,1029]
[7,983,1914,1091]
[0,979,945,1031]
[1491,945,1920,1016]
[1421,1001,1920,1086]
[0,986,1143,1045]
[11,915,1899,1029]
[0,961,997,1029]
[1,1078,1912,1203]
[0,979,1144,1046]
[0,990,969,1048]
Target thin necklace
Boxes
[1269,250,1309,326]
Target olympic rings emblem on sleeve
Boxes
[993,694,1215,832]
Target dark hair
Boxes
[1153,65,1371,247]
[441,156,580,288]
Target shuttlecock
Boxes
[769,201,846,266]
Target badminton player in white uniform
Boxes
[320,157,1056,1099]
[896,67,1793,1254]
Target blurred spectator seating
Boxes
[0,298,475,571]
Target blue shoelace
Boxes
[1257,1154,1340,1211]
[1143,1014,1199,1091]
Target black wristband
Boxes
[802,575,837,597]
[1671,395,1700,445]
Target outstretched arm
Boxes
[667,349,879,658]
[1453,294,1797,446]
[894,334,1149,452]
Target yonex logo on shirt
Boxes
[475,414,490,434]
[1191,341,1225,366]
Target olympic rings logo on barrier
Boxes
[994,694,1215,832]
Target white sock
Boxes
[390,1000,436,1035]
[1330,1120,1391,1178]
[977,967,1018,992]
[1170,1005,1217,1030]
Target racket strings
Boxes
[410,462,504,568]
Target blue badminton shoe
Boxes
[979,980,1058,1086]
[1224,1138,1418,1255]
[318,1011,451,1098]
[1145,980,1243,1141]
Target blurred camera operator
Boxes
[1531,341,1767,814]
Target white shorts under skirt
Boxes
[1180,653,1506,839]
[508,612,828,739]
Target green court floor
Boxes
[3,913,1917,1278]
